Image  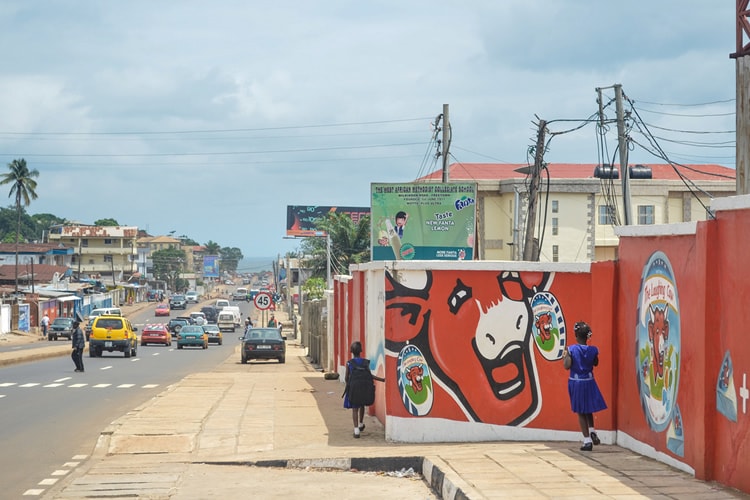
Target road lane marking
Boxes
[69,384,87,388]
[20,383,40,387]
[38,478,58,485]
[92,384,111,388]
[101,366,112,370]
[43,384,64,388]
[73,455,87,460]
[51,470,69,476]
[117,384,135,388]
[0,382,17,387]
[142,384,159,388]
[0,395,5,398]
[22,488,44,495]
[62,462,80,467]
[54,377,71,382]
[131,358,140,362]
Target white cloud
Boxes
[0,1,738,257]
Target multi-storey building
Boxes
[48,225,138,280]
[420,163,736,262]
[135,235,182,279]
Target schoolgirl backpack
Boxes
[347,358,375,407]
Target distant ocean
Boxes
[237,256,275,273]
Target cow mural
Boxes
[386,268,567,427]
[635,251,682,435]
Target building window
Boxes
[551,200,559,213]
[551,218,559,236]
[638,205,655,225]
[598,205,616,225]
[104,239,112,245]
[552,245,559,262]
[104,255,113,263]
[81,239,88,247]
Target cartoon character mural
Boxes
[716,350,738,422]
[635,251,682,446]
[387,268,566,426]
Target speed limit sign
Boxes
[253,292,273,310]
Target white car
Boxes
[185,291,200,303]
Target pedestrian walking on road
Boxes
[40,313,50,338]
[563,321,607,451]
[71,319,85,373]
[343,341,384,438]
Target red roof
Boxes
[417,163,735,183]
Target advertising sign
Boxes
[203,255,220,278]
[371,182,476,261]
[286,206,370,237]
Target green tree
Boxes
[302,277,325,300]
[151,248,186,291]
[94,218,120,226]
[300,212,371,281]
[0,158,39,293]
[204,240,221,255]
[31,213,67,241]
[219,247,244,274]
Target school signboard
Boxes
[371,182,477,261]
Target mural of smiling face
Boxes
[386,269,552,427]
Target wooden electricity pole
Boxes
[523,119,546,261]
[441,104,451,182]
[732,1,750,195]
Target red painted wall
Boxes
[332,202,750,493]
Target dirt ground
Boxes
[0,330,47,346]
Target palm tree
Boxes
[301,213,371,280]
[0,159,40,294]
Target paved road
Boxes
[0,298,252,498]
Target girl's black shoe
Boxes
[590,432,600,445]
[580,442,593,451]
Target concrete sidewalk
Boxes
[43,345,745,498]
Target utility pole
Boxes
[615,84,632,225]
[732,1,750,194]
[522,119,546,261]
[441,104,450,182]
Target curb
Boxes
[202,456,469,499]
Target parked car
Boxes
[240,327,287,364]
[140,324,171,346]
[155,303,170,316]
[48,317,74,341]
[169,294,187,310]
[88,315,138,358]
[202,324,223,345]
[177,325,208,349]
[167,317,190,336]
[185,291,200,303]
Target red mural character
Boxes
[648,305,670,379]
[406,365,425,393]
[535,312,553,342]
[385,269,554,427]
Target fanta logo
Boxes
[454,196,476,210]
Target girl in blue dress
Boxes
[563,321,607,451]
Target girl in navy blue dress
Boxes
[563,321,607,451]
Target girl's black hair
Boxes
[574,321,591,339]
[350,341,362,356]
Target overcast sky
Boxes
[0,1,737,259]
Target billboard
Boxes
[286,206,370,237]
[371,182,476,261]
[203,255,220,278]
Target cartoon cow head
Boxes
[535,312,553,342]
[385,269,552,427]
[647,305,670,379]
[405,365,424,393]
